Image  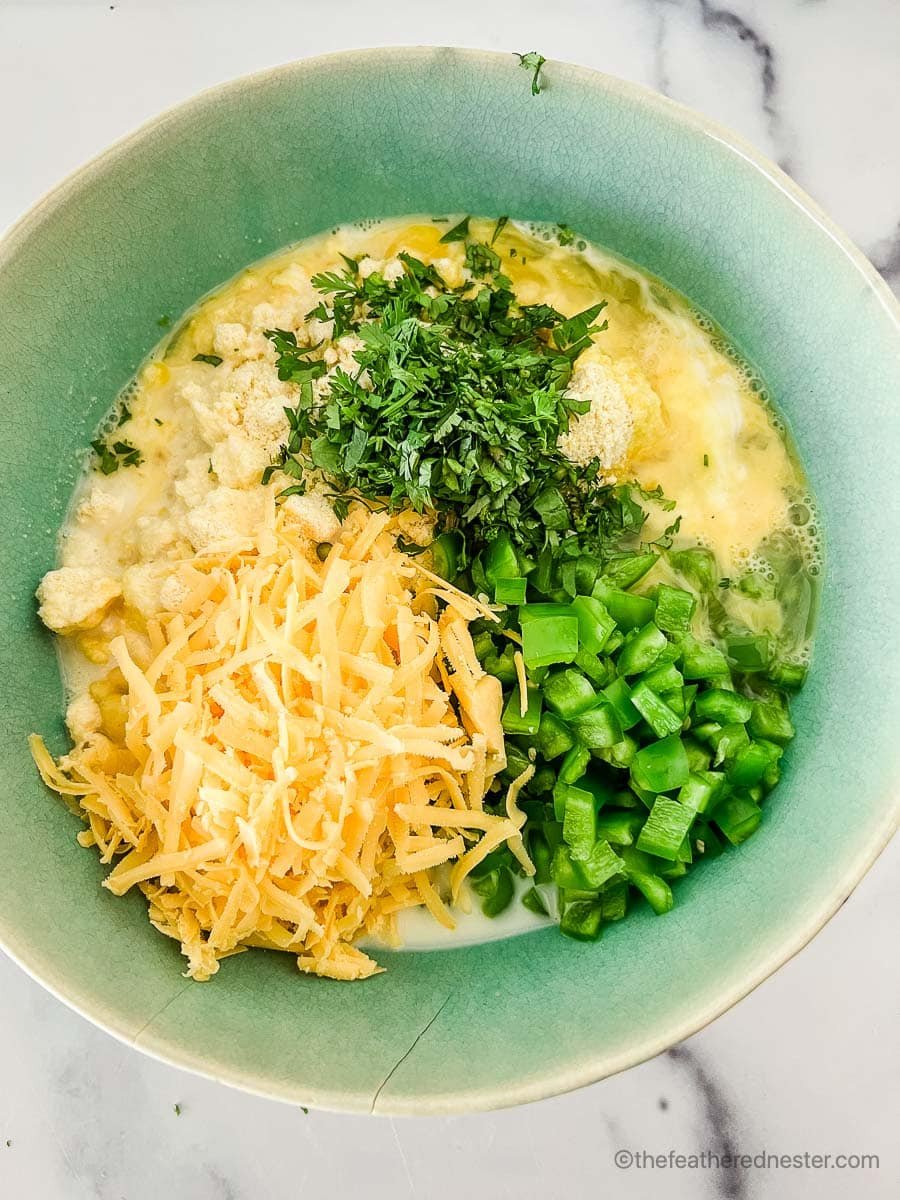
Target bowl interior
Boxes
[0,48,898,1114]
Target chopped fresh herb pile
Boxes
[262,241,616,558]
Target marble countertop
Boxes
[0,2,897,1197]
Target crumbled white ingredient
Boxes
[282,492,341,543]
[211,431,273,489]
[183,486,267,554]
[36,567,122,634]
[557,359,634,475]
[121,562,173,617]
[174,456,216,508]
[65,693,102,744]
[135,516,183,559]
[75,485,124,526]
[212,322,250,356]
[159,574,190,612]
[270,263,320,310]
[323,334,365,371]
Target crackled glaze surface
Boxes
[0,42,898,1126]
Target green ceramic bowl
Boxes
[0,48,898,1115]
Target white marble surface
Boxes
[0,2,897,1197]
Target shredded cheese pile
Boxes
[31,505,533,981]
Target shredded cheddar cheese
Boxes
[31,505,531,982]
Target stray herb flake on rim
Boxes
[515,51,547,95]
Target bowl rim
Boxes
[1,45,898,1116]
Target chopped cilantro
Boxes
[515,51,546,95]
[556,223,576,247]
[490,215,509,245]
[116,403,131,426]
[439,216,470,243]
[173,1103,181,1116]
[703,452,709,467]
[154,417,163,426]
[260,247,642,562]
[91,437,142,474]
[193,353,223,367]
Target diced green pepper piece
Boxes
[502,742,532,781]
[762,758,781,792]
[521,614,579,670]
[682,737,712,772]
[471,865,515,917]
[494,576,527,605]
[558,743,592,785]
[655,584,696,635]
[605,628,625,654]
[483,532,519,588]
[430,531,464,581]
[591,582,656,630]
[579,838,624,887]
[629,681,683,737]
[536,710,575,760]
[482,644,517,685]
[472,630,495,662]
[693,820,725,859]
[669,546,717,591]
[501,685,542,736]
[640,662,684,695]
[521,886,549,916]
[571,595,616,653]
[631,735,690,793]
[767,660,807,691]
[714,794,762,844]
[693,687,753,724]
[620,848,675,915]
[601,676,642,730]
[570,703,622,750]
[574,648,612,687]
[529,829,553,884]
[617,622,667,676]
[519,603,573,621]
[710,722,751,766]
[681,635,730,680]
[727,740,782,787]
[551,840,622,891]
[595,733,639,770]
[574,554,602,595]
[596,810,644,846]
[529,765,556,796]
[726,633,771,672]
[563,787,598,856]
[660,688,687,718]
[601,552,658,590]
[748,695,795,745]
[559,897,603,941]
[636,797,696,860]
[600,880,629,921]
[543,669,598,719]
[678,770,724,813]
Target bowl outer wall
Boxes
[0,48,897,1115]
